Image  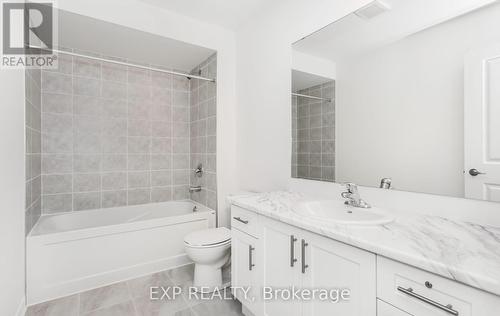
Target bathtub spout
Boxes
[189,186,202,193]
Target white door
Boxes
[301,230,376,316]
[261,218,302,316]
[465,44,500,202]
[231,229,261,315]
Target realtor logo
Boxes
[1,1,57,68]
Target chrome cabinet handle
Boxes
[290,235,298,267]
[301,239,309,274]
[233,217,249,224]
[397,286,459,315]
[469,169,486,176]
[248,245,255,271]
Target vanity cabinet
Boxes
[261,218,302,316]
[231,228,260,315]
[377,256,500,316]
[260,215,377,316]
[300,228,376,316]
[377,300,411,316]
[231,205,500,316]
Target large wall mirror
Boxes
[291,0,500,202]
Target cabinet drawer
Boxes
[377,256,500,316]
[231,205,259,237]
[377,300,411,316]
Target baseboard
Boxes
[27,254,191,306]
[15,296,26,316]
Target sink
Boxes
[292,200,394,225]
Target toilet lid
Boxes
[184,227,231,247]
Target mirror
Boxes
[291,0,500,202]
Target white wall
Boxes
[0,68,26,315]
[292,51,337,80]
[57,0,237,227]
[236,0,372,192]
[235,0,500,219]
[336,3,500,198]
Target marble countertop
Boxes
[228,191,500,296]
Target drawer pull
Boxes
[397,286,459,316]
[290,235,298,267]
[233,217,249,224]
[301,239,309,274]
[249,246,255,271]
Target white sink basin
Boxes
[292,200,394,225]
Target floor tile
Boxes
[133,293,189,316]
[127,271,175,299]
[165,264,194,284]
[26,295,79,316]
[82,301,136,316]
[191,298,243,316]
[80,282,131,313]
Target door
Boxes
[261,218,302,316]
[232,229,260,315]
[465,44,500,202]
[301,230,376,316]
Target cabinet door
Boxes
[232,229,261,315]
[261,218,302,316]
[377,300,411,316]
[301,231,376,316]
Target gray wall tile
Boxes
[292,81,336,182]
[42,174,72,194]
[74,192,100,211]
[102,172,127,190]
[37,49,214,215]
[189,54,217,210]
[73,173,100,192]
[101,190,127,208]
[128,189,150,205]
[73,77,100,97]
[42,194,72,214]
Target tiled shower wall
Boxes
[189,54,217,210]
[40,49,194,213]
[291,81,335,182]
[25,68,42,232]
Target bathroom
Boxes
[1,0,500,315]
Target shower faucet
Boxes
[194,163,203,177]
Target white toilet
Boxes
[184,227,231,292]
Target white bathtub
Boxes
[27,201,215,305]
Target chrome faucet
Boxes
[341,183,371,208]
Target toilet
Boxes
[184,227,231,292]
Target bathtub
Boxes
[27,201,215,305]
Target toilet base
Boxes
[193,264,224,293]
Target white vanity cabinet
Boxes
[231,205,500,316]
[377,256,500,316]
[231,206,262,316]
[231,204,377,316]
[261,218,303,316]
[377,300,411,316]
[260,216,377,316]
[299,227,376,316]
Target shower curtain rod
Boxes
[292,92,331,102]
[30,46,216,83]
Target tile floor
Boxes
[26,264,242,316]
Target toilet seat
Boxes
[184,227,231,248]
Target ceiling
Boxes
[58,9,216,72]
[137,0,271,30]
[292,70,332,92]
[293,0,497,62]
